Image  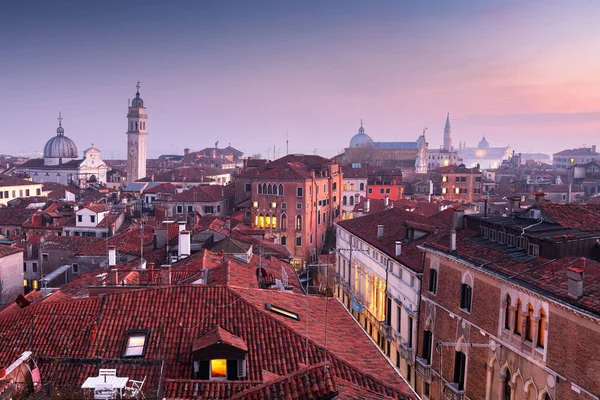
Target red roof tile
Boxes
[193,326,248,352]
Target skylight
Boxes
[123,330,149,357]
[265,303,300,321]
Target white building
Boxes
[15,113,108,187]
[126,82,148,183]
[0,245,24,305]
[0,176,43,206]
[63,204,124,238]
[341,163,367,220]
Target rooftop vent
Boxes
[377,224,384,239]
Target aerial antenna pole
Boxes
[286,131,289,155]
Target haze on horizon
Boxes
[1,0,599,160]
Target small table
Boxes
[82,375,130,397]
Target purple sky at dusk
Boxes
[1,0,599,159]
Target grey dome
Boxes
[349,123,373,148]
[478,136,490,150]
[131,95,144,108]
[44,127,78,159]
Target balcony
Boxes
[379,321,393,339]
[400,341,413,363]
[444,382,465,400]
[415,357,432,382]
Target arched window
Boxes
[258,184,263,194]
[343,196,347,206]
[281,214,287,229]
[267,184,273,195]
[343,182,348,190]
[360,183,365,191]
[278,184,284,196]
[130,122,133,130]
[296,215,302,231]
[502,369,511,400]
[525,304,534,341]
[265,215,271,229]
[271,215,277,229]
[460,273,473,312]
[349,196,354,206]
[342,210,347,220]
[258,213,265,229]
[537,309,546,349]
[262,183,267,194]
[504,294,511,330]
[514,299,522,336]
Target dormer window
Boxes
[210,359,227,380]
[192,327,248,381]
[123,330,149,357]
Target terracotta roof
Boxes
[144,182,178,194]
[165,184,233,203]
[535,202,600,231]
[237,154,335,180]
[0,207,35,226]
[77,226,154,256]
[0,244,22,257]
[81,203,109,213]
[338,207,454,272]
[0,176,40,187]
[193,326,248,352]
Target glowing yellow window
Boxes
[442,176,447,182]
[455,188,460,194]
[23,279,28,287]
[211,359,227,379]
[271,216,277,229]
[254,215,259,226]
[442,188,447,194]
[265,216,271,228]
[32,280,39,290]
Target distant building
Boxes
[456,136,511,169]
[428,114,459,169]
[366,167,404,201]
[336,121,428,177]
[126,83,148,183]
[155,184,235,218]
[0,245,24,304]
[0,176,42,206]
[15,114,108,187]
[340,163,367,220]
[553,145,598,171]
[431,164,483,203]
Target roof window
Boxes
[122,330,149,357]
[265,303,300,321]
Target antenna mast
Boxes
[286,131,289,155]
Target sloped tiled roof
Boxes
[193,326,248,352]
[535,202,600,231]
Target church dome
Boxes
[44,115,78,159]
[349,122,373,148]
[478,135,490,150]
[131,82,144,108]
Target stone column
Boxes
[485,364,494,400]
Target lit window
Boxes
[514,299,522,336]
[442,176,447,182]
[252,201,258,208]
[123,331,148,357]
[32,280,39,290]
[537,310,546,349]
[442,188,447,194]
[265,303,300,320]
[210,359,227,379]
[455,187,460,194]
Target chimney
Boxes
[567,183,572,203]
[593,145,597,153]
[153,229,167,250]
[184,148,190,156]
[178,230,191,259]
[108,245,117,267]
[377,224,384,239]
[384,196,389,207]
[534,191,546,204]
[395,241,402,257]
[450,229,457,252]
[566,263,585,299]
[161,264,172,285]
[364,198,371,213]
[178,221,186,233]
[453,208,465,229]
[26,243,33,259]
[110,268,119,286]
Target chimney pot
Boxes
[395,241,402,257]
[377,224,384,239]
[161,264,172,285]
[566,262,585,299]
[450,229,457,252]
[364,198,371,213]
[108,246,117,267]
[384,196,389,207]
[110,268,119,286]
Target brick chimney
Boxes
[453,208,465,230]
[110,268,119,286]
[566,261,585,299]
[161,265,172,285]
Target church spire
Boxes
[443,113,452,151]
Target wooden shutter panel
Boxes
[227,359,238,380]
[198,360,209,380]
[237,359,247,378]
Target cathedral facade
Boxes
[336,121,428,176]
[16,113,108,187]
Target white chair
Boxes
[124,375,146,399]
[94,383,115,400]
[99,369,117,377]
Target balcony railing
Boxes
[415,358,432,382]
[444,382,465,400]
[379,321,393,339]
[400,341,413,363]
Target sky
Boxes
[1,0,600,159]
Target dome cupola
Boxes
[131,81,144,108]
[43,112,78,164]
[349,120,373,148]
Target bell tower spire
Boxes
[443,113,452,151]
[126,82,148,183]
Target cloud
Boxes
[457,112,600,127]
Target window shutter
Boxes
[227,359,238,380]
[198,360,209,380]
[237,359,247,378]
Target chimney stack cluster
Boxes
[566,259,586,299]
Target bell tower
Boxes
[443,113,452,151]
[126,82,148,183]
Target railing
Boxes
[379,321,393,339]
[415,357,432,382]
[400,341,413,363]
[444,382,465,400]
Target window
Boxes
[504,294,511,330]
[407,316,413,345]
[204,206,215,214]
[514,299,522,336]
[380,188,384,194]
[386,188,390,194]
[424,382,430,397]
[422,330,433,364]
[42,254,49,262]
[349,196,354,206]
[188,205,194,212]
[77,215,83,223]
[498,231,505,244]
[296,187,303,197]
[281,236,287,246]
[525,304,534,342]
[23,262,27,272]
[475,176,482,182]
[368,188,372,194]
[278,184,284,196]
[528,244,539,257]
[177,205,183,214]
[90,215,96,223]
[32,262,38,273]
[342,196,347,205]
[295,215,302,231]
[503,369,511,400]
[517,236,528,250]
[507,234,515,246]
[428,269,437,294]
[267,184,273,195]
[281,214,287,229]
[453,351,466,390]
[332,182,337,191]
[296,203,302,210]
[123,331,148,357]
[489,230,497,242]
[72,264,79,274]
[296,236,302,246]
[537,310,546,349]
[25,189,30,196]
[396,305,402,332]
[482,227,489,239]
[210,359,227,379]
[281,202,286,209]
[460,283,472,312]
[258,184,263,194]
[245,183,251,192]
[360,183,365,191]
[36,188,41,196]
[32,280,38,290]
